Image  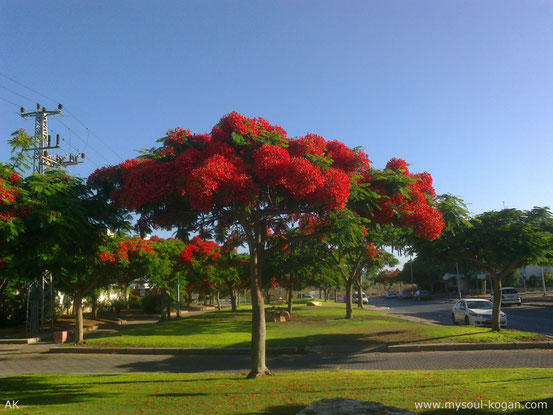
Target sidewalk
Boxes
[2,347,553,376]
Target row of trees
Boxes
[7,113,553,378]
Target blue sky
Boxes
[1,0,552,221]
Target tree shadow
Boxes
[0,375,114,407]
[242,404,305,414]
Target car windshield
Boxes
[467,301,493,309]
[503,289,517,294]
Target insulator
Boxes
[42,107,46,112]
[48,135,52,147]
[36,103,40,110]
[80,153,86,159]
[56,134,60,147]
[20,107,25,114]
[58,104,63,110]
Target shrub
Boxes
[142,293,162,314]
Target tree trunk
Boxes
[91,292,98,320]
[345,279,353,319]
[249,258,270,378]
[243,219,271,379]
[166,290,171,320]
[357,283,364,309]
[481,278,487,296]
[216,290,221,311]
[159,290,167,322]
[74,292,85,345]
[230,288,238,311]
[491,274,503,331]
[287,283,293,315]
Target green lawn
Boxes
[1,369,551,414]
[86,302,546,348]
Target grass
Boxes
[1,369,551,414]
[85,302,547,348]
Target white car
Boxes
[490,287,522,306]
[353,293,369,304]
[384,290,397,299]
[451,299,507,328]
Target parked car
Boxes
[297,293,314,299]
[384,290,398,299]
[414,289,432,300]
[353,292,369,304]
[398,290,413,299]
[490,287,522,306]
[451,299,507,328]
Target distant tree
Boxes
[374,269,400,291]
[417,207,553,331]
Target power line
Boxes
[0,84,37,105]
[64,109,125,160]
[0,72,125,163]
[49,127,101,170]
[0,95,22,108]
[53,117,114,165]
[0,72,59,104]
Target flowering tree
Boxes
[88,112,442,377]
[179,236,221,309]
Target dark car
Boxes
[414,289,432,301]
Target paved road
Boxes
[1,345,553,375]
[368,297,553,336]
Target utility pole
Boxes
[20,103,85,174]
[456,263,462,299]
[20,103,86,331]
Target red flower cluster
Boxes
[187,155,258,211]
[212,112,287,143]
[374,158,445,240]
[0,172,23,224]
[87,112,442,241]
[326,141,370,174]
[366,243,380,258]
[98,238,155,264]
[179,236,220,266]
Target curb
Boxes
[46,342,553,355]
[0,338,41,345]
[387,342,553,353]
[0,334,53,344]
[48,346,306,356]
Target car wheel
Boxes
[451,313,457,325]
[464,316,470,325]
[517,303,522,306]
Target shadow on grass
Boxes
[243,404,305,414]
[0,375,113,406]
[265,332,399,348]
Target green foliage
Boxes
[141,292,162,314]
[7,129,37,173]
